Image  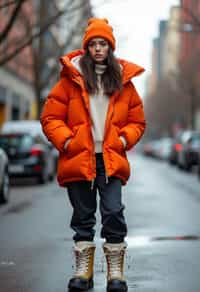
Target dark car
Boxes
[180,132,200,171]
[1,120,59,172]
[168,130,193,165]
[0,147,10,204]
[177,131,200,171]
[0,132,55,184]
[198,152,200,181]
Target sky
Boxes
[91,0,180,95]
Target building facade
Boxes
[162,6,181,77]
[0,1,93,125]
[0,1,36,127]
[180,0,200,129]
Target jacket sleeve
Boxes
[40,80,74,152]
[119,82,146,151]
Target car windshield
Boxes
[0,134,33,150]
[191,135,200,146]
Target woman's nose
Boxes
[95,44,101,51]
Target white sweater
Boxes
[64,56,127,153]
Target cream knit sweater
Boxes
[64,56,127,153]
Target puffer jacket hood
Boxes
[40,49,146,187]
[59,49,145,85]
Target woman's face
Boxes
[88,37,109,64]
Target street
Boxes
[0,153,200,292]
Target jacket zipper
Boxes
[88,120,96,190]
[91,178,95,190]
[102,97,116,185]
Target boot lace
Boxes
[107,250,123,279]
[75,249,90,276]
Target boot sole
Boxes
[68,277,93,291]
[107,279,128,292]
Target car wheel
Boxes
[178,163,184,170]
[198,165,200,180]
[48,172,54,182]
[183,163,191,172]
[38,168,48,184]
[0,170,10,204]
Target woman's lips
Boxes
[95,54,103,58]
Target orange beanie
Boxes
[82,18,116,51]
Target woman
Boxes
[40,18,146,292]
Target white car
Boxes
[0,147,10,204]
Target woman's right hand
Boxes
[63,138,72,151]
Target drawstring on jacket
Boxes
[90,173,109,190]
[91,179,95,190]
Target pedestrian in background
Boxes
[40,18,146,292]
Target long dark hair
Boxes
[79,47,122,95]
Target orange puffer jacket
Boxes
[40,50,146,186]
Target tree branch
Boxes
[0,0,20,10]
[0,1,87,66]
[40,16,85,90]
[0,0,28,43]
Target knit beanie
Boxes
[82,18,116,51]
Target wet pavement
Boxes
[0,153,200,291]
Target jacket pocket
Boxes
[65,124,88,158]
[109,125,124,153]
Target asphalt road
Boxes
[0,153,200,292]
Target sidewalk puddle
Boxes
[127,236,152,247]
[3,201,32,214]
[0,261,16,267]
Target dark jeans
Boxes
[66,153,127,243]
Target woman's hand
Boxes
[64,138,72,151]
[119,136,127,149]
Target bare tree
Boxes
[0,0,92,118]
[173,49,200,129]
[31,1,91,118]
[0,0,28,43]
[144,75,187,138]
[0,1,87,66]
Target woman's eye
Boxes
[88,42,95,47]
[88,42,107,47]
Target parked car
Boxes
[168,130,194,165]
[198,152,200,181]
[177,131,200,171]
[153,137,174,160]
[142,140,157,157]
[1,120,59,172]
[143,137,173,160]
[0,147,10,204]
[0,121,56,184]
[178,132,200,171]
